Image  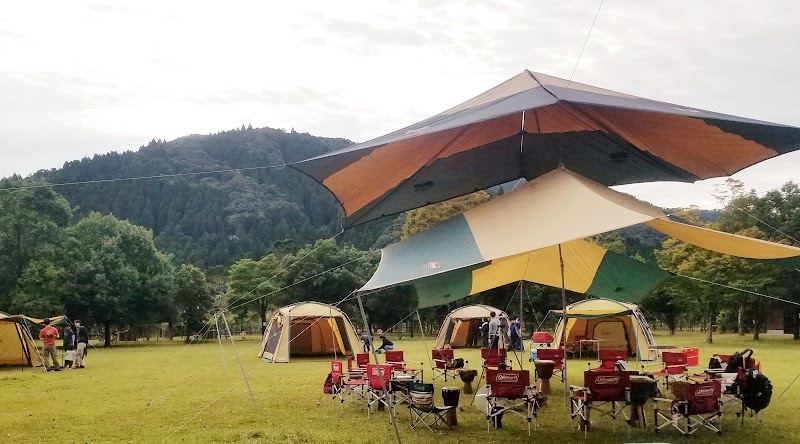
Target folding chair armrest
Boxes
[652,397,674,405]
[664,364,687,370]
[640,362,662,368]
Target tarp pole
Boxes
[356,292,402,444]
[214,314,227,373]
[559,244,568,404]
[21,320,47,372]
[415,310,433,376]
[221,312,256,409]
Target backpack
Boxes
[741,371,773,412]
[323,372,335,394]
[708,356,723,370]
[724,348,753,373]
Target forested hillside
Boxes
[35,126,396,267]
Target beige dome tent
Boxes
[434,304,510,349]
[0,312,43,367]
[258,302,361,363]
[550,298,656,360]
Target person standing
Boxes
[74,319,89,369]
[479,318,489,348]
[509,317,522,351]
[62,324,76,369]
[38,318,60,371]
[488,311,501,349]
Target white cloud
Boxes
[0,0,798,207]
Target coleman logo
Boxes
[595,376,620,385]
[696,386,716,397]
[424,261,440,269]
[495,373,519,383]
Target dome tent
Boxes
[0,312,43,368]
[434,304,510,349]
[550,298,656,360]
[258,302,360,363]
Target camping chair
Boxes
[477,347,508,386]
[713,353,761,372]
[654,380,722,436]
[356,353,371,368]
[643,351,688,390]
[431,349,461,382]
[366,364,396,421]
[535,348,564,382]
[590,349,628,372]
[531,331,555,347]
[570,371,631,437]
[384,350,422,379]
[333,360,368,409]
[407,382,455,431]
[485,369,540,437]
[529,332,555,361]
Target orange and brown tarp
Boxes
[292,70,800,227]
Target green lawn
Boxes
[2,331,797,443]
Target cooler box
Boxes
[681,347,699,366]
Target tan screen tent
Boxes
[550,298,656,360]
[434,304,510,349]
[258,302,361,363]
[0,312,43,367]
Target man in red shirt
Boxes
[39,318,61,371]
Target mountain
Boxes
[35,126,397,267]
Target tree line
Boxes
[3,125,798,346]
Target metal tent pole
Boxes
[559,244,568,404]
[356,292,402,444]
[221,312,256,409]
[214,314,227,373]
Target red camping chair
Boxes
[654,381,722,436]
[535,348,564,382]
[431,349,460,382]
[643,351,688,390]
[356,353,371,368]
[477,347,509,390]
[366,364,396,422]
[713,353,761,372]
[590,349,628,372]
[333,360,368,409]
[384,350,422,379]
[485,369,540,437]
[570,371,631,438]
[532,331,555,346]
[482,347,508,368]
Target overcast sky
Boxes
[1,0,798,208]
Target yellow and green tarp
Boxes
[361,168,800,308]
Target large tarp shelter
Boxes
[258,302,361,363]
[0,312,43,367]
[434,304,510,349]
[361,168,800,307]
[291,70,800,227]
[549,298,656,360]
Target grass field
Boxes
[2,330,798,443]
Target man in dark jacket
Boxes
[74,319,89,368]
